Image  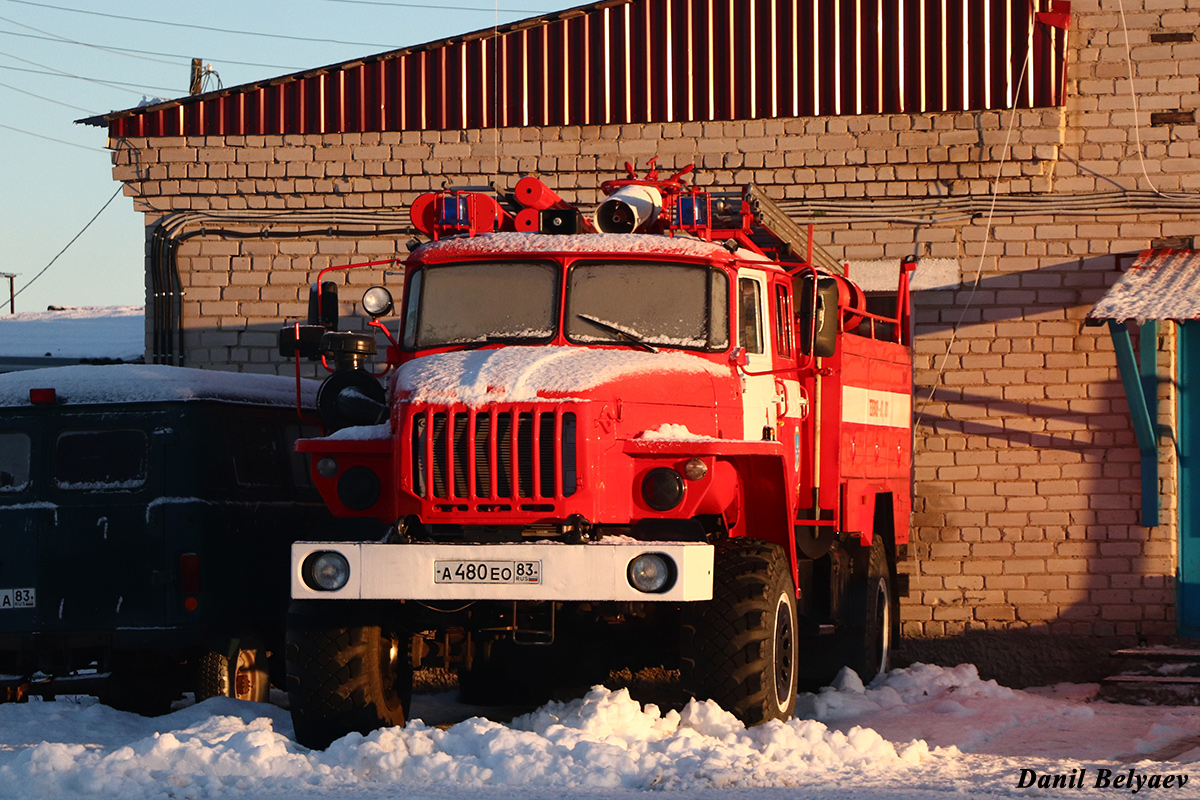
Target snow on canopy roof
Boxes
[417,232,732,261]
[0,365,318,409]
[1088,249,1200,323]
[396,346,726,407]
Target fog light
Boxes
[316,457,338,479]
[683,458,708,481]
[627,553,675,594]
[642,467,684,511]
[303,551,350,591]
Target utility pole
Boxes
[189,58,203,95]
[0,273,14,315]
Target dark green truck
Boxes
[0,364,373,713]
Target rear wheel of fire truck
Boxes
[680,538,798,725]
[843,537,894,683]
[194,637,270,704]
[285,603,413,750]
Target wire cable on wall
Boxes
[911,29,1035,418]
[146,208,417,365]
[1117,0,1164,196]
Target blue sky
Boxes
[0,0,579,314]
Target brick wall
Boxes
[106,0,1194,680]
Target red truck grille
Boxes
[411,407,577,503]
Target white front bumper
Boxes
[292,541,714,602]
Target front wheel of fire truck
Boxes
[680,538,798,725]
[843,537,894,683]
[285,603,413,750]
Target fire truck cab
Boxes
[279,164,914,749]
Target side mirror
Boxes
[728,346,748,367]
[798,276,839,359]
[308,282,339,330]
[278,324,325,359]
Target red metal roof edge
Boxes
[76,0,630,128]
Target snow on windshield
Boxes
[0,365,318,408]
[396,346,726,407]
[403,261,558,349]
[566,262,728,351]
[405,259,730,353]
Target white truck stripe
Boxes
[841,386,911,428]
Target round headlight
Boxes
[627,553,676,594]
[642,467,684,511]
[362,286,394,318]
[303,551,351,591]
[316,456,338,479]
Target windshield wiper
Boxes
[461,334,541,350]
[576,314,659,353]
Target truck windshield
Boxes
[403,261,559,349]
[565,261,729,351]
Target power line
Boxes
[0,18,180,68]
[14,185,124,300]
[0,21,302,71]
[0,60,180,95]
[0,78,92,111]
[0,120,102,151]
[322,0,543,11]
[1,0,397,48]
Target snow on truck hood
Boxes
[0,365,317,408]
[395,347,727,407]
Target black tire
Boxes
[285,604,412,750]
[680,538,798,725]
[195,637,270,704]
[844,537,894,683]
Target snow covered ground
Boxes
[0,306,144,360]
[1,664,1197,800]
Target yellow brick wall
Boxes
[106,0,1193,657]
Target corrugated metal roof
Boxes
[81,0,1072,137]
[1088,249,1200,323]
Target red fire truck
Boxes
[279,163,914,749]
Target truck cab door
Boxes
[737,271,777,441]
